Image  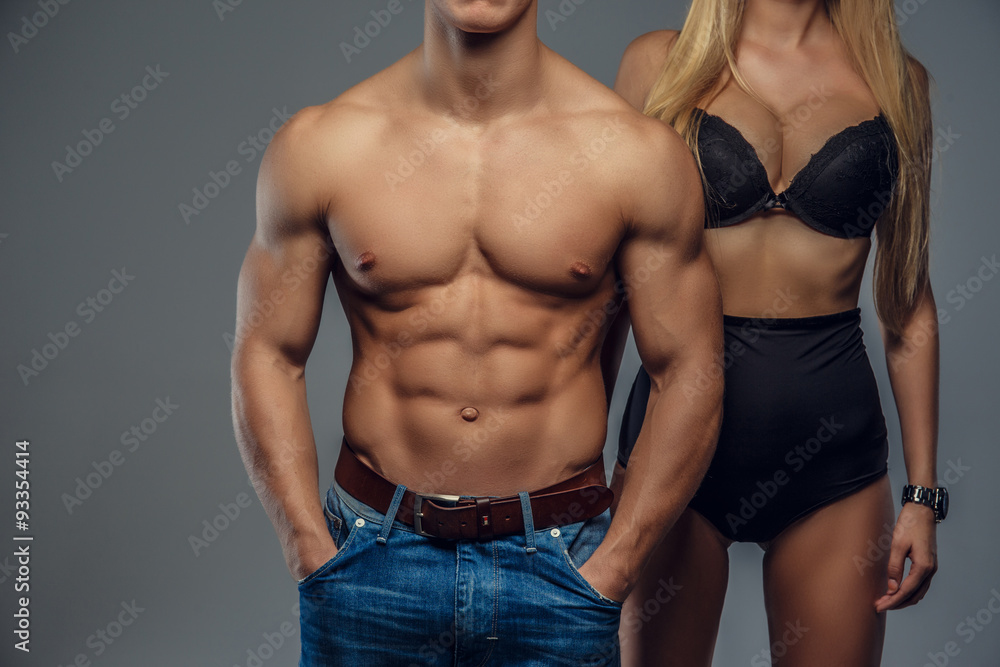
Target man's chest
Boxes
[326,122,629,298]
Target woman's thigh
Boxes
[761,474,895,667]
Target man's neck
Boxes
[417,2,544,123]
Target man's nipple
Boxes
[570,261,592,280]
[356,251,377,271]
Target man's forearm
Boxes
[595,355,723,588]
[231,348,332,573]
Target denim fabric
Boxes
[298,479,622,666]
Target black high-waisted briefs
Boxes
[617,308,889,543]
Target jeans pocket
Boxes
[296,494,363,588]
[555,512,623,609]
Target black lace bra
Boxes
[696,109,899,238]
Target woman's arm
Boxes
[875,54,940,612]
[884,282,940,489]
[875,281,940,612]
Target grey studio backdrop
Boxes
[1,1,997,665]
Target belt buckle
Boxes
[412,491,462,537]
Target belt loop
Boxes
[377,484,407,545]
[518,491,536,553]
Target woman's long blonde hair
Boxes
[644,0,932,336]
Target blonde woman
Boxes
[610,0,943,664]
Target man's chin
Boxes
[432,0,533,35]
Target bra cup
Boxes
[780,124,899,238]
[698,119,773,228]
[696,112,899,238]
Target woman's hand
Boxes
[875,502,938,612]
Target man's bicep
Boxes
[619,137,719,385]
[234,113,334,367]
[619,234,719,388]
[235,235,332,367]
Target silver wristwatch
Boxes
[901,484,949,523]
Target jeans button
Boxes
[355,518,365,527]
[550,528,560,537]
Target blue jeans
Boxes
[297,479,623,666]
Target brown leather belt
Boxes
[334,440,614,540]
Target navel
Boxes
[460,407,480,422]
[570,261,592,280]
[356,251,377,271]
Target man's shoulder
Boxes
[588,106,700,237]
[272,59,413,167]
[551,66,684,156]
[605,99,685,146]
[276,86,390,156]
[546,49,686,155]
[542,55,697,221]
[256,71,402,225]
[583,101,694,183]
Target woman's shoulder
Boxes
[615,30,679,110]
[621,30,679,70]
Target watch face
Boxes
[936,488,949,520]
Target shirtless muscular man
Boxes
[231,1,722,664]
